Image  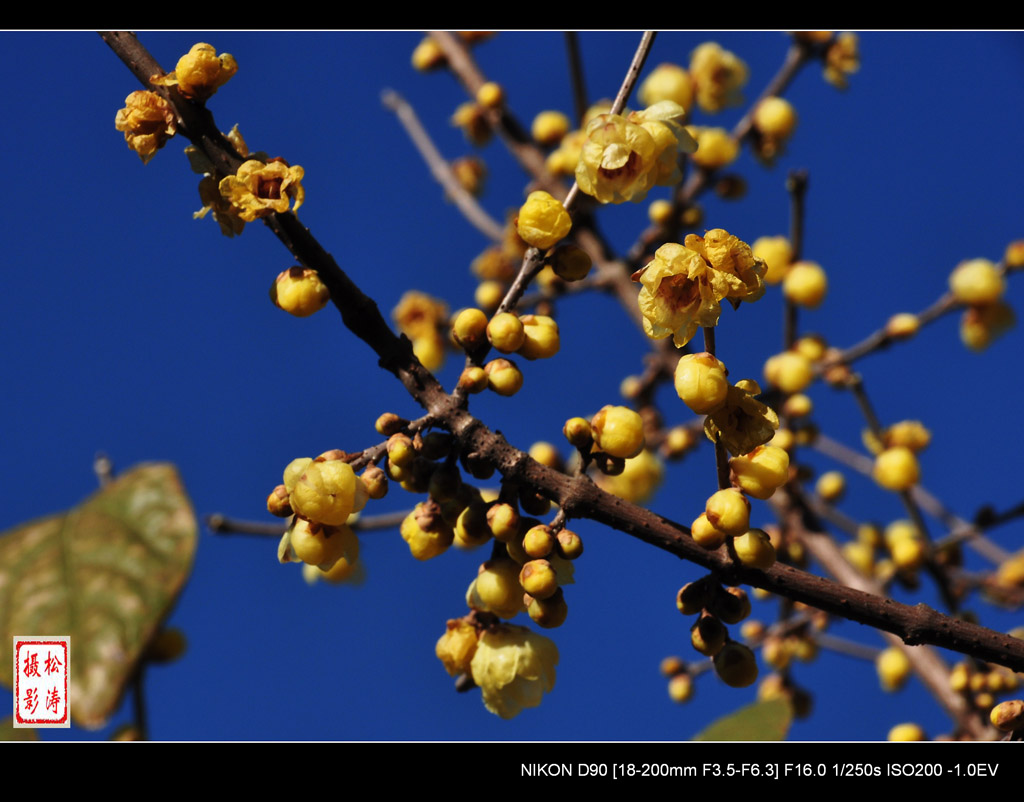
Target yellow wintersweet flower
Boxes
[824,33,860,90]
[704,379,779,457]
[436,618,480,677]
[218,159,305,222]
[690,42,748,113]
[194,175,245,237]
[576,112,658,204]
[392,290,448,340]
[469,624,558,719]
[627,101,697,186]
[151,43,237,101]
[635,230,766,347]
[114,90,177,164]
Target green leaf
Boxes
[692,697,793,741]
[1,716,38,741]
[0,463,196,729]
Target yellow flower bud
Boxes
[783,261,828,308]
[474,280,505,311]
[486,503,519,542]
[794,334,828,362]
[476,81,504,109]
[691,513,727,550]
[730,445,790,499]
[763,351,814,395]
[549,245,592,281]
[713,642,758,688]
[961,301,1015,350]
[591,405,645,459]
[876,647,912,691]
[469,558,527,619]
[401,503,454,561]
[691,127,739,170]
[516,191,572,250]
[950,258,1005,305]
[411,37,446,71]
[705,488,751,537]
[517,314,560,360]
[270,267,330,317]
[412,333,446,372]
[691,613,727,657]
[291,458,365,526]
[450,156,487,196]
[782,393,813,418]
[815,470,846,502]
[752,235,793,285]
[873,447,920,491]
[484,358,523,396]
[887,723,926,741]
[151,42,237,101]
[640,63,694,112]
[531,110,570,146]
[486,312,525,353]
[990,700,1024,732]
[886,313,920,339]
[526,587,569,629]
[674,352,729,414]
[563,417,594,450]
[452,307,489,350]
[519,559,559,600]
[732,528,777,571]
[753,97,798,139]
[668,672,694,703]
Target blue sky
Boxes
[3,31,1024,741]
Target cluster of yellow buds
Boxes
[271,451,374,582]
[450,305,561,398]
[949,257,1015,351]
[674,352,780,459]
[635,230,766,348]
[676,577,758,688]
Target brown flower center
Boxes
[660,272,701,311]
[598,150,641,183]
[257,176,283,200]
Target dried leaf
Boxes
[0,463,196,729]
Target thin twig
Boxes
[784,170,808,350]
[563,32,588,125]
[381,90,504,242]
